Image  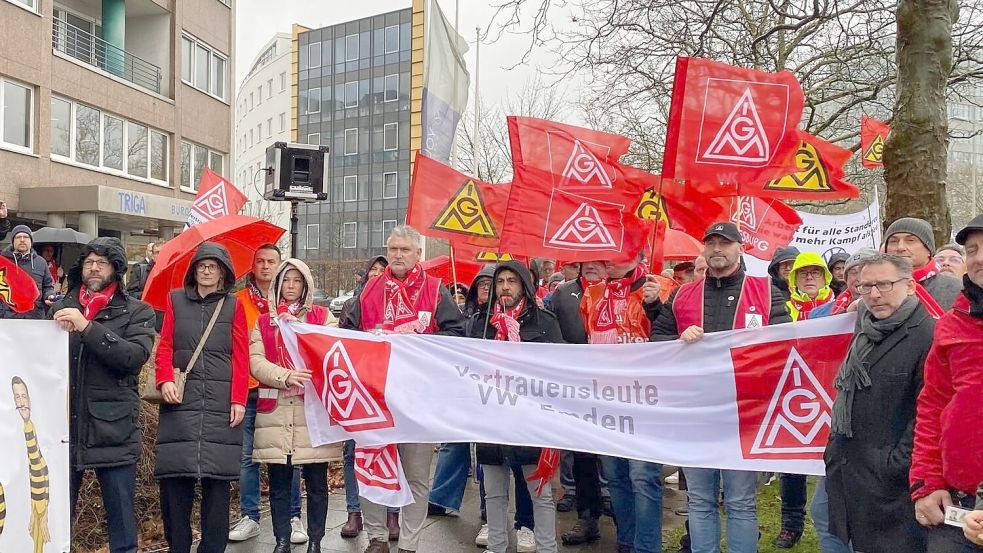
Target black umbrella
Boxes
[31,227,93,245]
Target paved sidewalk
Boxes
[228,474,686,552]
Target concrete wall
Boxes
[126,12,173,96]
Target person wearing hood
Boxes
[768,246,800,303]
[882,217,962,310]
[153,242,250,553]
[249,259,343,553]
[827,252,850,296]
[1,225,54,319]
[470,261,563,553]
[463,264,496,322]
[50,237,156,553]
[786,252,836,322]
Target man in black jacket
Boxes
[651,222,792,553]
[125,241,159,300]
[1,225,55,319]
[50,237,156,553]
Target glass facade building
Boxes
[295,8,413,262]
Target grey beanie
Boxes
[883,217,936,254]
[10,224,32,242]
[844,247,878,273]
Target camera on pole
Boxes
[263,142,329,202]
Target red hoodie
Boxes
[909,292,983,499]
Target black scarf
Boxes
[963,275,983,318]
[831,296,919,438]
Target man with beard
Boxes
[651,222,792,553]
[341,225,465,553]
[50,237,156,553]
[934,244,967,280]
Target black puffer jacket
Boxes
[767,246,800,303]
[550,278,588,344]
[154,243,245,480]
[51,237,157,470]
[470,262,563,466]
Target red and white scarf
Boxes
[590,263,647,344]
[490,297,525,342]
[246,277,269,314]
[382,265,426,333]
[79,282,118,320]
[913,261,946,319]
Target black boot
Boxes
[272,537,292,553]
[561,516,601,545]
[306,541,322,553]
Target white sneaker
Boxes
[516,526,536,553]
[290,516,309,544]
[228,516,260,542]
[665,471,679,484]
[475,523,489,546]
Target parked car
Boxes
[313,289,333,307]
[329,290,354,316]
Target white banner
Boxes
[0,321,71,553]
[281,315,856,477]
[746,194,882,277]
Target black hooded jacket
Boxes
[50,237,157,470]
[767,246,800,302]
[827,252,850,297]
[463,264,496,333]
[469,261,563,466]
[154,242,245,480]
[340,255,388,323]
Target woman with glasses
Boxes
[153,242,250,553]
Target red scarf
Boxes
[382,264,426,333]
[591,263,647,342]
[913,261,946,319]
[490,297,525,341]
[277,299,303,317]
[789,291,835,321]
[831,279,944,320]
[831,289,854,315]
[246,277,269,314]
[78,282,118,320]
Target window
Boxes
[181,34,228,100]
[308,87,321,114]
[345,34,359,61]
[50,97,71,157]
[383,219,397,241]
[344,128,358,155]
[249,92,254,111]
[343,175,358,201]
[52,97,168,183]
[1,79,32,151]
[384,25,399,53]
[383,122,398,151]
[383,172,398,199]
[280,72,287,91]
[305,224,320,250]
[384,74,398,102]
[180,141,225,190]
[256,124,262,144]
[341,222,357,249]
[307,133,320,145]
[267,79,273,99]
[279,112,286,132]
[309,42,321,68]
[249,129,254,148]
[7,0,37,11]
[345,81,358,108]
[256,86,262,105]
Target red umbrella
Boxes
[142,215,286,310]
[664,228,704,260]
[420,255,485,289]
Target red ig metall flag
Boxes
[860,115,890,168]
[663,57,805,187]
[729,196,803,261]
[187,168,249,227]
[0,255,41,313]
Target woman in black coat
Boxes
[153,242,250,553]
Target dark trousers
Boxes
[573,452,602,519]
[159,477,231,553]
[779,473,807,532]
[71,464,138,553]
[270,460,329,543]
[926,524,983,552]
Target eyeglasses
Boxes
[934,255,964,265]
[797,268,824,279]
[196,263,221,273]
[857,278,909,295]
[82,259,111,269]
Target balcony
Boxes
[53,15,163,95]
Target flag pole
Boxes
[450,243,460,304]
[866,181,880,248]
[648,176,669,271]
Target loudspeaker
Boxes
[263,142,329,202]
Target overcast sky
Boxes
[234,0,568,116]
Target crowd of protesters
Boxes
[0,209,974,553]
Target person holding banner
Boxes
[50,237,156,553]
[153,242,250,553]
[650,222,792,553]
[339,225,465,553]
[910,215,983,552]
[882,217,962,310]
[249,258,343,553]
[824,253,935,553]
[469,261,563,553]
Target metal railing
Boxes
[52,16,163,95]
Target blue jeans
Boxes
[344,440,398,514]
[71,463,138,553]
[478,462,535,529]
[810,477,852,553]
[240,395,301,520]
[601,457,663,553]
[685,468,758,553]
[429,442,472,511]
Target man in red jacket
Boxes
[910,214,983,552]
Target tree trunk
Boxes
[884,0,958,244]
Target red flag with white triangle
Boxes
[354,444,414,507]
[187,168,249,227]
